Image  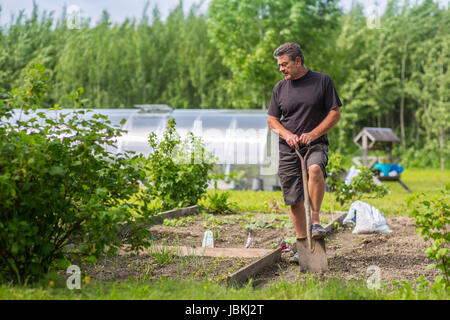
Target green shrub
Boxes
[408,184,449,287]
[327,154,388,209]
[0,64,153,284]
[142,118,215,211]
[204,191,238,215]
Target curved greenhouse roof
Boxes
[118,108,271,165]
[6,107,280,188]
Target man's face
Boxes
[277,55,302,80]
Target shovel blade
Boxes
[296,238,328,274]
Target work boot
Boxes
[312,224,327,239]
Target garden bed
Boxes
[82,251,258,283]
[149,211,305,249]
[81,209,335,284]
[257,216,441,287]
[82,209,296,284]
[81,211,439,287]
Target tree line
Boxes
[0,0,448,169]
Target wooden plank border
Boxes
[151,205,199,224]
[119,205,200,237]
[226,247,282,285]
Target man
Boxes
[267,42,341,261]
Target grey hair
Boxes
[273,42,304,65]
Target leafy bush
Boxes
[401,146,442,169]
[326,153,347,193]
[142,118,215,211]
[327,154,388,208]
[204,191,238,215]
[0,65,153,284]
[408,184,449,287]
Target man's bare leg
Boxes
[289,202,306,239]
[289,165,325,239]
[308,164,325,225]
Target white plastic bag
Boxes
[343,200,392,234]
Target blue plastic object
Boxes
[374,163,404,176]
[390,164,404,173]
[374,163,392,176]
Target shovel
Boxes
[294,145,328,274]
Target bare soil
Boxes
[82,252,256,283]
[82,212,440,287]
[258,215,441,287]
[149,213,297,249]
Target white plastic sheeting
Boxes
[5,108,280,189]
[117,109,271,166]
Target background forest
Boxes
[0,0,448,169]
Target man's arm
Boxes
[268,107,341,148]
[298,107,341,146]
[267,115,299,148]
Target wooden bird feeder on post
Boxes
[353,127,412,193]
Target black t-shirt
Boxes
[268,70,342,153]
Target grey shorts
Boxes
[278,143,328,206]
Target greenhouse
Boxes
[7,106,281,191]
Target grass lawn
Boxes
[1,274,448,300]
[1,170,448,300]
[226,169,450,217]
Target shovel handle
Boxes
[294,146,312,250]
